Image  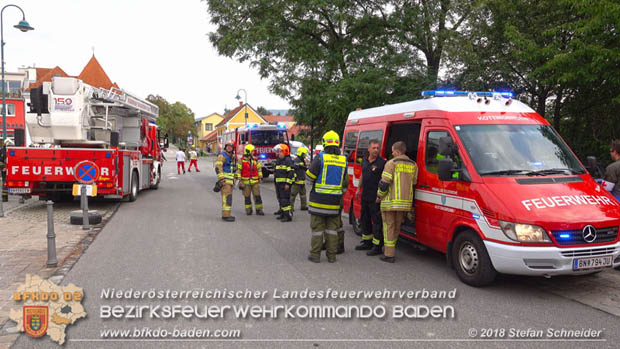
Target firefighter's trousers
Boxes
[381,210,405,257]
[242,183,263,213]
[336,210,345,245]
[290,183,307,210]
[310,214,340,259]
[361,199,383,246]
[221,183,233,217]
[276,183,291,212]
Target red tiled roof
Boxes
[200,129,218,142]
[262,114,294,124]
[78,55,118,90]
[28,66,69,89]
[216,104,245,127]
[288,124,309,137]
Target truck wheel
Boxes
[452,230,497,286]
[150,166,161,189]
[351,206,362,236]
[129,172,139,202]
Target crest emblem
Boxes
[23,306,48,338]
[441,195,447,205]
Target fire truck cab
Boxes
[343,90,620,286]
[220,124,289,178]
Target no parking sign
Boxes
[74,161,100,184]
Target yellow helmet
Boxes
[244,144,255,156]
[322,130,340,148]
[296,147,308,156]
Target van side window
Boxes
[344,131,359,164]
[426,131,456,174]
[356,130,384,164]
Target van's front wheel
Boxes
[452,230,497,286]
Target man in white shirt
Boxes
[188,148,200,172]
[176,149,186,174]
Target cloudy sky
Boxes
[4,0,290,117]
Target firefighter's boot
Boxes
[256,209,265,216]
[367,245,382,256]
[280,212,292,222]
[325,233,339,262]
[355,240,373,250]
[310,234,323,262]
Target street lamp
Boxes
[235,89,248,125]
[1,4,34,141]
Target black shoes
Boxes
[256,210,265,216]
[300,207,308,211]
[355,241,373,250]
[246,210,252,215]
[308,255,320,263]
[380,256,395,263]
[274,210,282,215]
[222,216,235,222]
[280,213,292,222]
[367,246,382,256]
[337,243,345,255]
[328,257,336,263]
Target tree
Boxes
[148,95,196,145]
[206,0,475,136]
[256,106,270,115]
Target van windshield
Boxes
[250,130,287,145]
[455,124,586,176]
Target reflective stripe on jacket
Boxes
[306,151,347,216]
[378,155,417,211]
[237,157,262,184]
[215,152,235,184]
[275,156,295,184]
[292,156,307,184]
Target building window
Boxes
[205,123,213,131]
[2,103,15,116]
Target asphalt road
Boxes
[14,157,620,348]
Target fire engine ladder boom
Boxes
[93,86,159,120]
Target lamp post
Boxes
[235,89,248,125]
[1,4,33,141]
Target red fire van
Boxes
[342,91,620,286]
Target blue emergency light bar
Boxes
[421,90,513,98]
[259,154,267,159]
[277,124,286,129]
[559,233,571,239]
[248,123,258,129]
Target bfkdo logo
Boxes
[9,275,87,345]
[23,306,48,337]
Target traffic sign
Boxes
[72,184,97,197]
[74,161,100,184]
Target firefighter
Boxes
[376,141,417,263]
[291,147,309,211]
[306,131,348,263]
[237,144,264,215]
[274,143,295,222]
[0,139,7,202]
[215,141,236,222]
[355,139,386,255]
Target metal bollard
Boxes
[46,201,58,267]
[81,186,90,230]
[0,178,4,218]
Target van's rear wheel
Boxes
[129,172,138,202]
[452,230,497,286]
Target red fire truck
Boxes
[219,123,289,178]
[343,90,620,286]
[5,76,163,202]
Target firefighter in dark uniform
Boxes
[215,141,236,222]
[274,143,295,222]
[0,139,7,202]
[306,131,348,263]
[237,144,264,215]
[291,147,309,211]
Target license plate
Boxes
[8,188,31,194]
[573,255,613,270]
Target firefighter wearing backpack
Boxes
[306,131,348,263]
[291,147,309,211]
[274,143,295,222]
[376,141,418,263]
[215,141,236,222]
[237,144,264,216]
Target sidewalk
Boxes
[0,197,119,348]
